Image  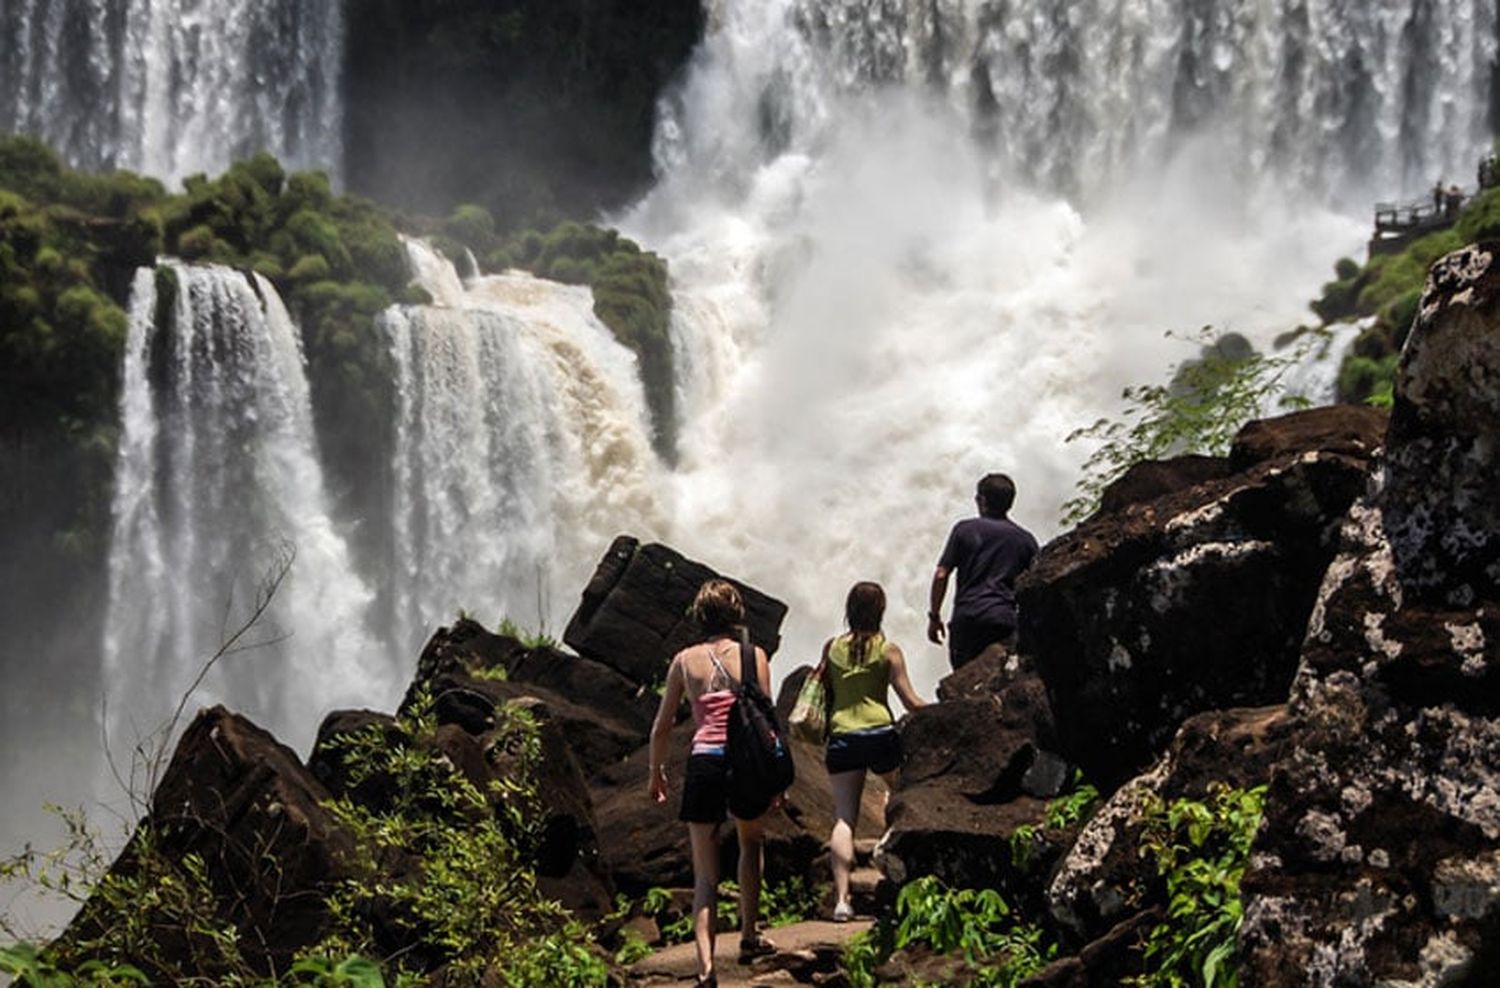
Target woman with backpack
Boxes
[648,579,778,988]
[820,581,927,921]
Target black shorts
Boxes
[679,753,729,824]
[825,727,902,776]
[948,617,1016,670]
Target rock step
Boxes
[853,837,880,865]
[626,918,872,987]
[848,866,884,916]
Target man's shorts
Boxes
[948,616,1017,670]
[825,726,902,775]
[679,752,729,823]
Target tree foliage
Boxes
[1062,330,1307,525]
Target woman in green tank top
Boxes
[822,582,927,921]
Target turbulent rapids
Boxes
[0,0,1494,850]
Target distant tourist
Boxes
[648,580,777,987]
[1446,184,1464,218]
[819,582,926,921]
[928,473,1040,670]
[1434,179,1446,212]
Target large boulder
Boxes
[1382,243,1500,606]
[877,654,1060,898]
[402,618,654,767]
[1238,244,1500,985]
[1046,705,1290,945]
[1019,405,1385,789]
[60,708,351,979]
[563,535,789,685]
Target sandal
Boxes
[738,933,777,964]
[693,975,717,987]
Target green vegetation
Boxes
[1129,784,1266,988]
[1009,775,1102,873]
[311,692,609,987]
[0,136,161,567]
[496,617,559,652]
[1062,329,1308,524]
[843,876,1056,988]
[1310,178,1500,404]
[0,136,410,590]
[1,694,609,987]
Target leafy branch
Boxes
[1062,329,1309,525]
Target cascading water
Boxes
[5,0,1496,864]
[618,0,1498,693]
[0,0,343,182]
[103,262,389,762]
[382,241,667,654]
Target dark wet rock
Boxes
[309,708,403,807]
[1239,248,1500,985]
[1382,243,1500,607]
[1095,455,1230,517]
[1238,498,1500,985]
[1019,405,1385,790]
[1019,908,1159,988]
[877,670,1058,897]
[1047,705,1290,944]
[403,616,656,737]
[60,708,351,979]
[563,535,789,686]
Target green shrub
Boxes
[843,876,1056,988]
[312,693,608,986]
[1062,329,1308,524]
[1128,784,1265,988]
[1337,353,1399,407]
[445,204,497,254]
[1009,775,1101,873]
[176,223,217,260]
[290,254,333,282]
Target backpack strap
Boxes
[738,627,754,694]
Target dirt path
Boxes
[626,918,873,986]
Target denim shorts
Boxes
[825,726,901,775]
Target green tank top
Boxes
[826,633,895,735]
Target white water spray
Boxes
[103,262,388,760]
[620,0,1495,694]
[383,241,667,652]
[0,0,343,183]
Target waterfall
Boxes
[0,0,343,183]
[383,241,667,653]
[619,0,1497,694]
[103,262,387,761]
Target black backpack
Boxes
[725,628,795,819]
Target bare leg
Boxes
[828,769,867,912]
[734,814,766,943]
[688,821,721,981]
[875,769,899,830]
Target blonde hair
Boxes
[691,579,745,636]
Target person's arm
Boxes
[649,655,686,803]
[886,642,927,711]
[927,566,950,644]
[755,645,772,695]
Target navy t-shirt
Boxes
[938,516,1039,628]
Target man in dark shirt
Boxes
[927,473,1039,670]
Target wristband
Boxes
[927,611,941,621]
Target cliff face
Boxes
[341,0,706,227]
